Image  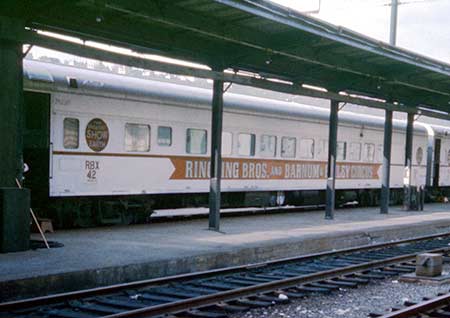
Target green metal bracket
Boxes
[0,16,25,42]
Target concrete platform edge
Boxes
[2,220,450,301]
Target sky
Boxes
[272,0,450,63]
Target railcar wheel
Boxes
[276,191,285,206]
[359,190,370,207]
[74,200,96,228]
[97,200,123,225]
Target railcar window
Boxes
[363,143,375,162]
[63,118,79,149]
[416,147,424,165]
[125,123,150,152]
[317,139,328,159]
[157,126,172,146]
[222,132,233,155]
[349,142,361,161]
[447,149,450,164]
[337,142,347,160]
[299,138,314,159]
[376,144,383,162]
[260,135,277,157]
[186,128,207,154]
[281,137,296,158]
[238,133,255,156]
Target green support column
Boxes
[403,113,414,210]
[208,73,224,231]
[380,110,393,214]
[0,18,30,252]
[0,17,24,187]
[325,100,339,220]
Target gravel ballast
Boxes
[232,278,450,318]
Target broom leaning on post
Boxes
[15,178,50,249]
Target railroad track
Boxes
[2,233,450,318]
[371,291,450,318]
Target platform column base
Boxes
[0,187,30,253]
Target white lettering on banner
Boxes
[176,158,377,180]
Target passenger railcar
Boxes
[21,60,450,227]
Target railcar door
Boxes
[23,91,51,213]
[433,138,441,187]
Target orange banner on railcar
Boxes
[169,157,380,180]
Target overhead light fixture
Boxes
[417,106,449,116]
[302,84,327,92]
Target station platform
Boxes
[2,203,450,301]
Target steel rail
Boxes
[378,292,450,318]
[102,246,450,318]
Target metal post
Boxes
[380,110,393,214]
[403,113,414,210]
[425,133,434,189]
[390,0,398,45]
[208,76,224,231]
[0,18,24,187]
[423,127,434,207]
[325,100,339,220]
[0,18,32,252]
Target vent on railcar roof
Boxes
[67,77,78,88]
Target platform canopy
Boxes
[2,0,450,116]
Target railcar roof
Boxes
[24,60,431,135]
